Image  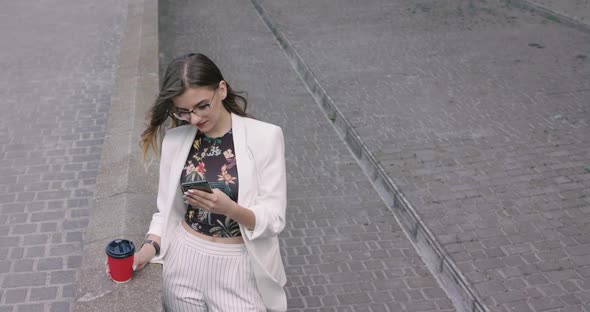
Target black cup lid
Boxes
[105,239,135,258]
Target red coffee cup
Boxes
[105,239,135,283]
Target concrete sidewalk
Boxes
[254,0,590,311]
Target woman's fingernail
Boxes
[132,265,137,271]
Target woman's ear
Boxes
[219,80,228,100]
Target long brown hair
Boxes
[140,53,249,162]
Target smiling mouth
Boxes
[196,121,207,127]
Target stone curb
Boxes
[73,0,161,311]
[249,1,489,312]
[508,0,590,33]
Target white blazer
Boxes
[146,113,287,311]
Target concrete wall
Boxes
[74,0,162,311]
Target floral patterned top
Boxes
[181,129,241,237]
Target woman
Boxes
[134,53,287,311]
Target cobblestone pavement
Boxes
[255,0,590,311]
[160,0,455,311]
[0,1,127,311]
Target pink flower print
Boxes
[223,149,235,160]
[223,149,236,169]
[197,162,206,174]
[196,162,206,180]
[217,164,237,185]
[184,161,196,176]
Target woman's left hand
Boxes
[183,188,237,216]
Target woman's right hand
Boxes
[132,244,157,272]
[104,243,156,280]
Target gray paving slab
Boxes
[252,0,590,311]
[160,0,455,311]
[0,1,127,311]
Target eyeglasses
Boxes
[169,91,216,122]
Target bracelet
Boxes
[142,239,160,257]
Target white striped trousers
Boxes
[162,223,266,312]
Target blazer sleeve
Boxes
[146,134,173,238]
[243,126,287,241]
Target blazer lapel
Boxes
[167,126,198,205]
[232,114,255,208]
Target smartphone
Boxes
[181,180,213,194]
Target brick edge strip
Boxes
[506,0,590,34]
